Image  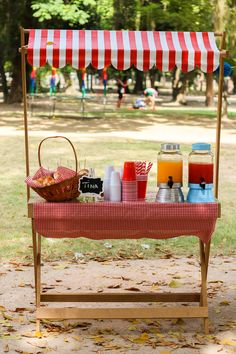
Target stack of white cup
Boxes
[110,171,121,202]
[103,165,114,201]
[103,166,122,202]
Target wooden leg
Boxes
[31,221,37,294]
[205,241,211,280]
[36,234,41,332]
[199,240,209,334]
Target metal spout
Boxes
[199,177,206,190]
[167,176,174,189]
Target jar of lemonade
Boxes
[157,143,183,187]
[188,143,214,186]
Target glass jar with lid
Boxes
[188,143,214,186]
[157,143,183,186]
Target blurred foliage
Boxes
[225,1,236,72]
[31,0,96,27]
[139,0,214,31]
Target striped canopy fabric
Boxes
[27,29,220,73]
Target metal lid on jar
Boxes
[192,143,211,151]
[161,143,180,151]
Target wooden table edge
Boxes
[28,198,221,219]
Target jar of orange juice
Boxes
[157,143,183,186]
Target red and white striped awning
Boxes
[27,29,220,73]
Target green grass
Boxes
[0,133,235,262]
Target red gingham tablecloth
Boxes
[33,202,219,243]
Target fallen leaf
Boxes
[2,313,12,321]
[18,282,25,288]
[14,308,29,313]
[172,318,185,325]
[90,335,107,344]
[169,280,182,288]
[128,325,137,331]
[22,332,35,338]
[0,306,6,311]
[159,351,172,354]
[35,331,42,338]
[125,287,141,292]
[52,264,68,270]
[220,338,236,347]
[129,332,150,344]
[219,300,230,306]
[72,335,81,341]
[209,280,224,284]
[151,284,159,291]
[107,284,121,289]
[103,343,123,350]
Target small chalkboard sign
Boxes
[79,176,103,196]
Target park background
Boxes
[0,1,236,353]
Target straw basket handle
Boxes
[38,136,78,173]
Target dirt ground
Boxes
[0,256,236,354]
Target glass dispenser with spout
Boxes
[156,143,184,202]
[187,143,215,202]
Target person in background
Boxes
[117,76,128,108]
[144,87,158,110]
[50,67,57,96]
[30,67,37,96]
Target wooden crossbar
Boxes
[37,306,208,320]
[40,292,201,303]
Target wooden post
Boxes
[200,32,226,335]
[205,34,226,288]
[20,26,30,200]
[215,32,226,199]
[31,221,37,293]
[36,234,41,332]
[199,240,209,334]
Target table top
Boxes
[27,195,221,219]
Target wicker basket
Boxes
[31,136,80,202]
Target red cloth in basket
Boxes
[26,166,76,188]
[33,202,218,243]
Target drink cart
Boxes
[19,28,227,334]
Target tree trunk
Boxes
[172,68,181,101]
[205,73,214,107]
[214,0,226,33]
[133,70,144,93]
[8,54,23,103]
[0,59,9,103]
[149,68,156,88]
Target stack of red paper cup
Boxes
[122,161,137,202]
[135,161,153,201]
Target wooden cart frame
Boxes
[20,27,227,334]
